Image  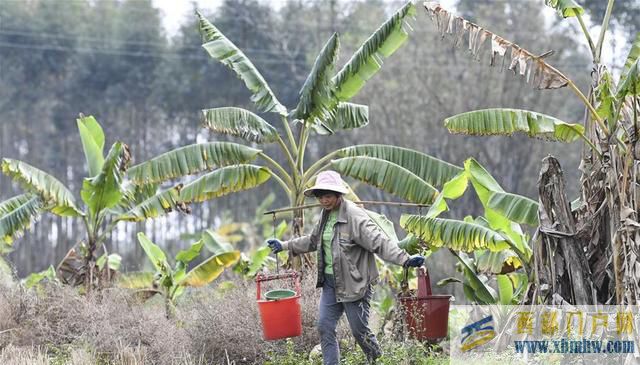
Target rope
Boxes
[272,212,279,274]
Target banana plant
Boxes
[399,158,535,304]
[0,115,271,289]
[194,1,469,268]
[24,265,58,289]
[422,2,640,304]
[120,232,240,318]
[199,225,278,278]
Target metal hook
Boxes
[272,212,279,274]
[417,205,425,245]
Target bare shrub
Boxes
[0,273,359,364]
[181,272,351,364]
[1,283,191,365]
[0,286,34,350]
[0,345,49,365]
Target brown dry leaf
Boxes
[533,61,569,89]
[56,247,85,286]
[474,30,490,60]
[490,35,509,66]
[518,51,530,76]
[453,18,466,47]
[621,206,635,220]
[424,2,569,90]
[509,46,522,73]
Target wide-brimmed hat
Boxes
[304,170,349,197]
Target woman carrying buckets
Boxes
[267,171,425,365]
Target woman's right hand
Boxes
[403,255,425,268]
[266,238,283,253]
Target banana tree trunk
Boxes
[534,149,640,305]
[532,55,640,304]
[165,297,176,319]
[289,206,304,270]
[287,192,314,271]
[84,238,97,293]
[535,156,594,304]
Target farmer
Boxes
[266,170,425,365]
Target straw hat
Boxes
[304,170,349,197]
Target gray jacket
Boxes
[282,199,410,302]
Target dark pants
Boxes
[318,274,382,365]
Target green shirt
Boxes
[322,210,338,275]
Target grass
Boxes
[0,275,451,364]
[264,338,448,365]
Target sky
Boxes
[151,0,222,36]
[152,0,457,36]
[151,0,622,69]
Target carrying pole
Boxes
[264,200,430,215]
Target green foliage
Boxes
[496,274,514,304]
[457,252,498,304]
[202,108,281,144]
[426,170,468,218]
[595,71,618,129]
[179,165,272,203]
[0,195,43,244]
[334,144,462,189]
[331,156,438,204]
[544,0,584,18]
[333,1,416,100]
[1,159,83,217]
[196,11,287,116]
[76,115,105,177]
[245,246,272,277]
[80,142,130,216]
[200,229,234,254]
[401,158,534,305]
[129,232,240,309]
[398,234,421,254]
[137,232,169,272]
[616,59,640,98]
[400,215,509,252]
[181,251,240,287]
[475,249,521,274]
[620,32,640,85]
[1,114,270,290]
[127,142,262,185]
[96,253,122,272]
[189,7,483,297]
[314,102,369,134]
[487,191,539,226]
[444,108,586,143]
[366,209,400,241]
[118,186,187,222]
[24,265,58,288]
[292,32,340,123]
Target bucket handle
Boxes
[256,271,301,300]
[416,267,432,298]
[401,266,432,298]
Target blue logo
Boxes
[461,315,496,351]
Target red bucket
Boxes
[256,271,302,341]
[398,267,452,342]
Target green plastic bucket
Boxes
[265,289,296,300]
